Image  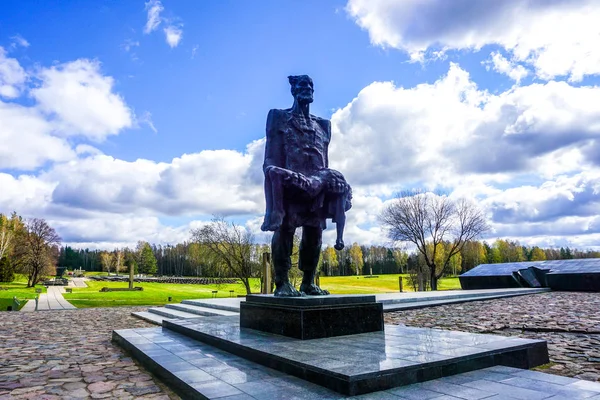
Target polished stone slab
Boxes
[163,315,549,396]
[112,328,583,400]
[245,294,376,307]
[240,295,383,339]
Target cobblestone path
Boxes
[386,291,600,382]
[0,307,179,399]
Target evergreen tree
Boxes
[0,256,15,282]
[139,243,158,274]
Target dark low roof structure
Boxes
[460,258,600,292]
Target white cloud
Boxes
[164,25,183,48]
[0,173,56,216]
[10,35,30,48]
[0,47,27,98]
[0,102,75,170]
[330,63,600,190]
[121,39,140,52]
[144,0,164,34]
[31,59,133,141]
[346,0,600,81]
[143,0,184,48]
[0,52,136,171]
[483,52,529,83]
[42,144,262,218]
[137,110,157,133]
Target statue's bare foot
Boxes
[300,283,330,296]
[260,211,284,232]
[334,239,344,250]
[274,282,303,297]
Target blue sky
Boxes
[2,0,600,250]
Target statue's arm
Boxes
[322,118,332,168]
[263,109,284,172]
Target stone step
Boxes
[378,288,549,305]
[382,292,543,311]
[181,299,242,312]
[131,311,169,325]
[147,307,204,320]
[114,326,597,400]
[163,315,549,396]
[165,303,238,317]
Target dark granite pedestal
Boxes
[240,294,383,339]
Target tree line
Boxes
[3,199,599,292]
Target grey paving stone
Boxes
[217,370,264,385]
[436,375,481,385]
[173,369,216,384]
[234,380,280,396]
[190,380,243,399]
[386,385,446,399]
[481,367,524,375]
[498,377,597,399]
[511,370,579,385]
[461,380,553,400]
[418,381,497,400]
[458,370,514,382]
[218,394,257,400]
[568,380,600,393]
[350,392,404,399]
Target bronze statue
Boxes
[261,75,352,297]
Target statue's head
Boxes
[288,75,314,104]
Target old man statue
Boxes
[261,75,352,297]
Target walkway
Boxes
[20,286,76,311]
[70,277,88,287]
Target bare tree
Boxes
[380,190,489,290]
[14,218,61,287]
[190,216,255,294]
[100,251,113,274]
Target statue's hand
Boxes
[284,172,311,191]
[328,178,349,194]
[297,174,311,191]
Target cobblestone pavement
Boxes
[0,307,179,399]
[386,291,600,382]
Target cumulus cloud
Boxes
[346,0,600,81]
[483,52,529,83]
[42,144,263,218]
[0,53,136,171]
[0,47,27,98]
[164,25,183,48]
[0,102,75,169]
[330,63,600,189]
[484,171,600,225]
[144,0,164,34]
[31,59,133,141]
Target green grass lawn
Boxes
[83,271,110,276]
[0,275,46,311]
[62,274,461,308]
[63,279,260,308]
[319,274,461,294]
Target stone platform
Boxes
[150,315,548,396]
[240,294,383,339]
